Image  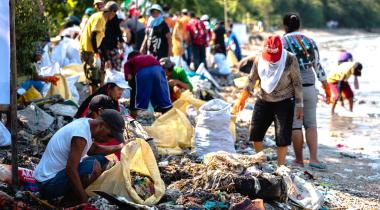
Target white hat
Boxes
[148,4,163,15]
[201,15,209,21]
[105,70,131,89]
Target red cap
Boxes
[262,35,283,63]
[129,8,140,17]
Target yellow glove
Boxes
[232,90,249,114]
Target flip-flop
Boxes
[308,162,327,171]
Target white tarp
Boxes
[0,2,10,104]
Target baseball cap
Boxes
[181,8,188,14]
[262,35,283,63]
[104,70,131,89]
[94,0,105,5]
[88,95,118,117]
[100,109,125,143]
[104,1,119,12]
[159,57,175,69]
[85,7,95,15]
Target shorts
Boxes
[100,48,122,71]
[329,81,354,101]
[81,51,103,85]
[133,65,172,111]
[293,85,317,129]
[249,98,295,147]
[37,155,108,200]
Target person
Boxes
[93,0,105,12]
[33,109,125,206]
[187,12,208,70]
[209,44,231,77]
[172,18,185,59]
[160,57,193,101]
[140,4,172,60]
[80,8,95,30]
[227,30,242,61]
[180,9,192,66]
[80,1,120,94]
[19,49,60,95]
[234,35,303,166]
[99,12,124,71]
[213,20,226,55]
[282,12,330,170]
[124,51,172,118]
[122,8,146,51]
[328,62,362,114]
[75,71,130,118]
[338,49,353,65]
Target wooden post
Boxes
[9,0,18,188]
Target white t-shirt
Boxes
[33,118,93,182]
[213,53,231,75]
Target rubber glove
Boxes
[323,84,331,104]
[232,90,249,114]
[44,76,60,85]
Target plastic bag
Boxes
[86,139,165,205]
[0,122,11,147]
[61,64,87,83]
[17,103,55,134]
[227,49,238,67]
[195,99,236,158]
[145,108,193,155]
[277,166,324,209]
[20,86,43,103]
[0,164,39,192]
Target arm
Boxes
[66,137,89,203]
[289,56,303,108]
[90,32,98,53]
[354,76,359,89]
[289,56,304,120]
[166,32,173,57]
[87,143,124,156]
[169,79,189,90]
[140,34,148,54]
[311,40,327,82]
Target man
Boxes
[160,57,193,101]
[33,109,125,206]
[213,20,226,55]
[180,9,192,66]
[80,1,119,94]
[328,62,362,114]
[124,51,172,118]
[187,12,208,70]
[94,0,105,12]
[282,12,331,170]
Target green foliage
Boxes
[15,0,49,76]
[156,0,380,29]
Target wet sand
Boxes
[233,30,380,209]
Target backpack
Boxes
[282,34,315,71]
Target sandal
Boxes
[308,162,327,171]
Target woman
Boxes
[124,51,172,118]
[140,4,172,60]
[282,12,330,169]
[234,35,303,166]
[75,72,129,118]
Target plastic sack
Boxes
[20,86,43,103]
[145,108,193,155]
[195,99,236,158]
[46,74,72,100]
[173,91,237,143]
[66,74,80,103]
[0,164,39,192]
[86,139,165,205]
[227,49,238,67]
[61,64,87,83]
[0,122,11,147]
[17,103,55,134]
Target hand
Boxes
[296,107,304,120]
[45,76,60,85]
[168,79,178,87]
[323,84,331,104]
[232,90,250,113]
[127,74,132,80]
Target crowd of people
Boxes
[22,1,364,207]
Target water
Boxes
[315,35,380,160]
